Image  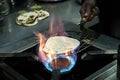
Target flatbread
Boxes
[43,36,80,54]
[35,10,50,20]
[16,10,50,27]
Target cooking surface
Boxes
[0,0,81,53]
[0,20,81,53]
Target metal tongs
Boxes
[78,21,95,53]
[78,21,89,53]
[79,20,98,42]
[79,21,86,41]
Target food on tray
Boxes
[35,10,50,21]
[16,11,38,26]
[16,10,50,26]
[43,36,80,54]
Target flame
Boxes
[48,16,67,37]
[35,17,77,73]
[34,33,45,62]
[35,16,68,62]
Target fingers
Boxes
[82,5,91,22]
[80,6,99,22]
[82,13,90,22]
[88,6,99,21]
[80,4,86,18]
[80,4,91,22]
[92,6,99,16]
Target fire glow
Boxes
[35,17,80,73]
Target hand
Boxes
[80,0,99,22]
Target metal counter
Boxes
[0,0,82,53]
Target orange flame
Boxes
[35,16,67,63]
[35,33,47,62]
[48,16,67,37]
[34,16,77,72]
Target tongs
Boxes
[78,21,90,53]
[78,21,96,53]
[79,21,86,41]
[79,20,98,43]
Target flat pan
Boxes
[0,0,81,53]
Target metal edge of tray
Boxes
[84,60,117,80]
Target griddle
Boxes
[0,0,81,53]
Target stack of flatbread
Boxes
[43,36,80,54]
[16,10,49,26]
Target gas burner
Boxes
[34,17,81,74]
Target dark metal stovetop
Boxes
[0,45,116,80]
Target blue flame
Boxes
[44,54,77,73]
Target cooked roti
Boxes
[35,10,50,20]
[43,36,80,54]
[16,11,38,26]
[16,10,50,27]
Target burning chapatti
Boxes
[43,36,80,54]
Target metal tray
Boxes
[0,0,81,53]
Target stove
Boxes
[0,0,119,79]
[0,21,117,80]
[0,44,116,80]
